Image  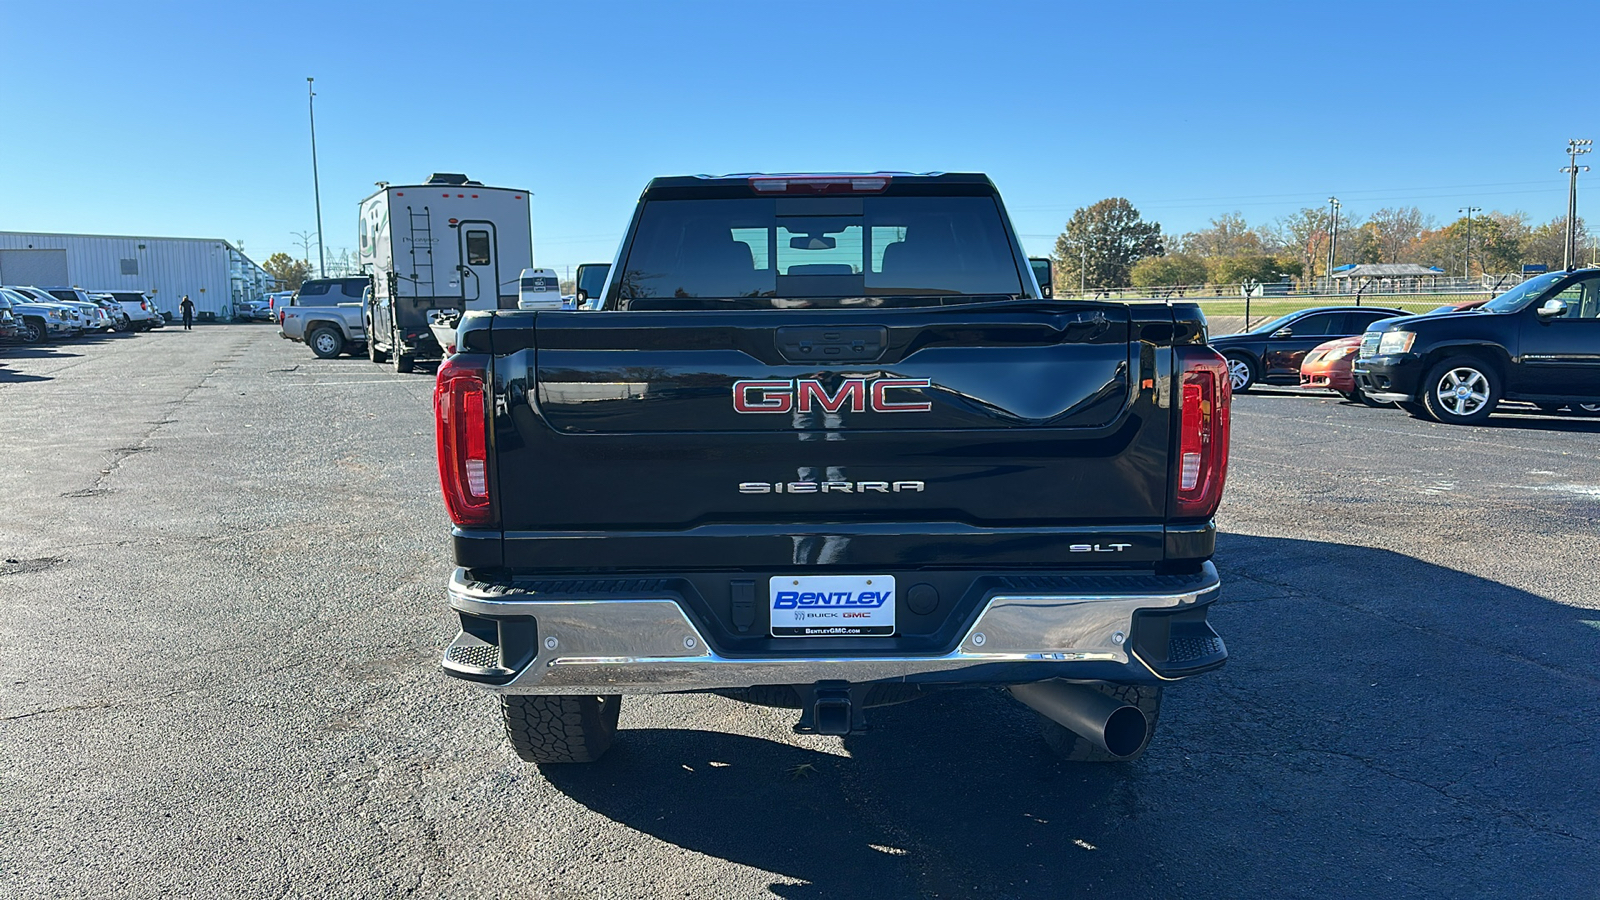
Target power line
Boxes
[1007,179,1559,212]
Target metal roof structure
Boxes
[1331,264,1445,279]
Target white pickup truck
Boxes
[278,277,369,358]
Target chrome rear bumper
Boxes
[443,566,1223,694]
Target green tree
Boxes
[263,252,312,290]
[1053,198,1164,291]
[1344,222,1383,265]
[1130,253,1208,287]
[1205,254,1300,285]
[1480,212,1530,273]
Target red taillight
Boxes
[748,175,891,194]
[1175,346,1232,519]
[140,300,149,310]
[435,355,492,526]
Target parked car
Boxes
[100,290,161,330]
[43,289,115,332]
[5,286,85,336]
[235,298,275,322]
[1300,337,1367,401]
[1211,305,1409,392]
[1,287,76,342]
[87,294,132,331]
[278,277,368,358]
[1354,268,1600,424]
[0,292,18,341]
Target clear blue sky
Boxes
[1,0,1593,276]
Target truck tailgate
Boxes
[480,302,1178,569]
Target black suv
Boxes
[1353,268,1600,424]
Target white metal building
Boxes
[0,231,273,319]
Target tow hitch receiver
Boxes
[793,680,870,735]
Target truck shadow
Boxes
[0,366,52,383]
[540,534,1600,899]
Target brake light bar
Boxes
[1175,345,1232,519]
[749,175,891,194]
[434,354,493,526]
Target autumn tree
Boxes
[1272,207,1332,283]
[1526,216,1589,269]
[263,252,312,290]
[1053,198,1164,290]
[1178,212,1272,258]
[1367,207,1430,262]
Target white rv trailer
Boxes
[357,173,533,313]
[359,174,533,370]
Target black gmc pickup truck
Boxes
[434,173,1233,764]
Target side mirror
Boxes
[1538,298,1569,319]
[1029,257,1053,298]
[1271,327,1293,339]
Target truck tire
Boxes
[1038,684,1162,763]
[19,318,46,343]
[1420,356,1499,425]
[1224,353,1256,393]
[391,327,414,373]
[309,326,344,359]
[501,695,621,764]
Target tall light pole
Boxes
[1080,239,1088,294]
[307,77,326,278]
[1459,206,1481,277]
[1562,139,1591,271]
[1326,197,1341,291]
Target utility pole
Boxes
[1326,197,1341,292]
[307,77,327,278]
[1080,239,1088,294]
[291,230,317,264]
[1562,139,1591,271]
[1458,206,1481,277]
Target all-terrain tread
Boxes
[501,694,620,764]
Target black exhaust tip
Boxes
[1102,704,1149,759]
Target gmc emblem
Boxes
[732,378,932,414]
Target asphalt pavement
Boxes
[1,327,1596,899]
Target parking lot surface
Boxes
[2,328,1597,899]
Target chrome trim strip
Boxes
[446,569,1218,693]
[1366,391,1411,403]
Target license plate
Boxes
[770,575,895,637]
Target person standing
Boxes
[180,295,194,330]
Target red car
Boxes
[1300,336,1376,404]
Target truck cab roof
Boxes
[641,172,997,200]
